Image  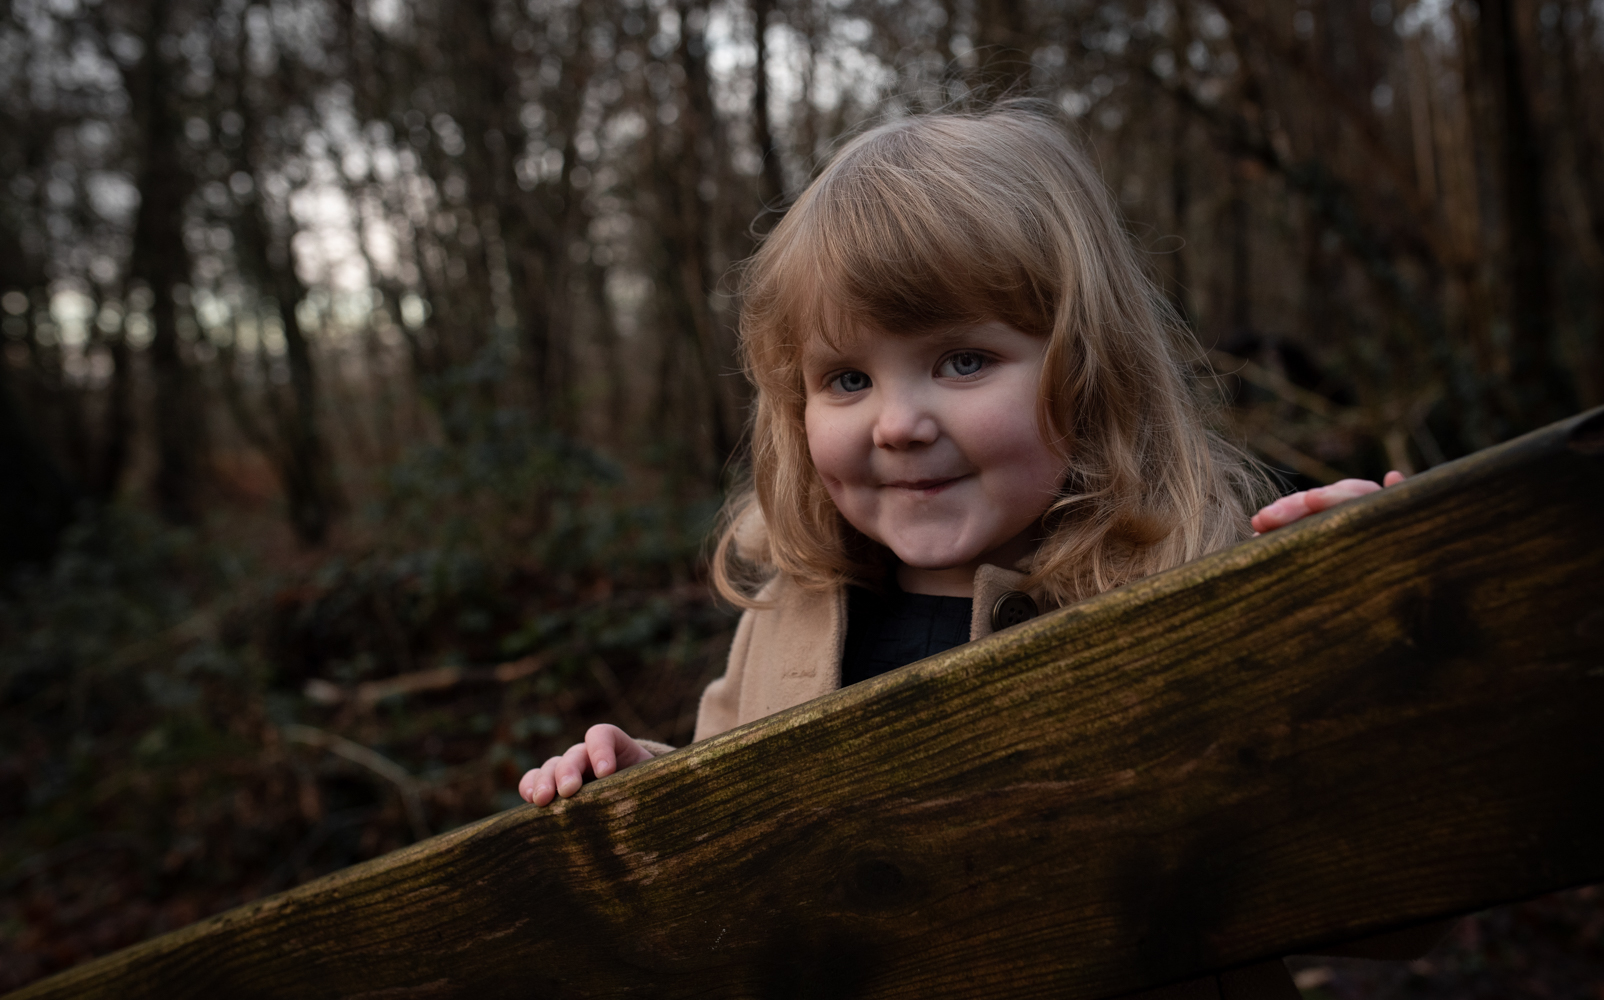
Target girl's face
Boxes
[802,320,1066,596]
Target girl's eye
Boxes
[831,370,871,393]
[940,352,987,378]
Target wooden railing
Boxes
[9,407,1604,1000]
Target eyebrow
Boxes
[920,325,981,348]
[805,323,991,364]
[800,335,863,368]
[800,343,845,370]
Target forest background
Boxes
[2,0,1602,993]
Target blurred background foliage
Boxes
[2,0,1601,992]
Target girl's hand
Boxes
[1251,471,1406,534]
[518,724,657,806]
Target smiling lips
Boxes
[882,475,967,494]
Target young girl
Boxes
[520,102,1399,804]
[518,100,1419,998]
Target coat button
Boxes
[991,591,1039,631]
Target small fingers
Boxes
[520,757,565,806]
[587,723,657,773]
[522,742,597,806]
[1251,491,1311,534]
[1256,472,1406,535]
[1303,478,1382,513]
[519,727,656,807]
[585,724,619,779]
[554,742,593,799]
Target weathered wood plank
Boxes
[10,408,1604,1000]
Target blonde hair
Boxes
[713,101,1264,609]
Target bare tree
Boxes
[125,0,204,525]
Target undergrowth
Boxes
[0,429,737,989]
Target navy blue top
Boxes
[840,583,973,686]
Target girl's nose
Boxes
[871,391,940,449]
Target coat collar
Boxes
[969,563,1038,641]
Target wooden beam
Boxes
[11,408,1604,1000]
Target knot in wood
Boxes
[851,858,907,904]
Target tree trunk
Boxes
[127,0,203,525]
[0,336,76,569]
[1556,0,1604,408]
[86,319,133,501]
[230,24,340,546]
[1479,0,1574,429]
[669,3,737,473]
[500,0,593,429]
[750,0,786,229]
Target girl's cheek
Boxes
[804,405,860,484]
[955,392,1041,455]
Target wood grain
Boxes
[11,407,1604,1000]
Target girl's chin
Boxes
[858,514,993,569]
[886,541,982,572]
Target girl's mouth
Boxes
[883,475,965,494]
